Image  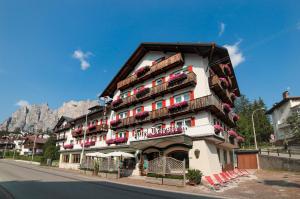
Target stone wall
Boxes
[259,155,300,172]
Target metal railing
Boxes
[259,148,300,158]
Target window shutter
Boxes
[162,100,166,107]
[191,117,195,127]
[104,135,106,141]
[133,108,136,116]
[125,131,129,139]
[190,91,194,100]
[170,97,174,106]
[127,110,131,117]
[188,65,193,72]
[152,80,155,88]
[116,132,118,139]
[106,117,108,125]
[152,102,156,111]
[127,91,131,97]
[116,114,119,120]
[170,121,175,127]
[141,106,144,112]
[162,124,166,129]
[134,88,137,94]
[100,119,103,125]
[162,77,166,83]
[132,129,135,137]
[95,120,98,125]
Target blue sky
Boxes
[0,0,299,121]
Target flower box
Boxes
[233,114,240,122]
[168,73,187,86]
[115,137,128,144]
[214,124,224,133]
[236,136,245,142]
[228,130,238,137]
[81,141,96,147]
[135,111,149,120]
[112,98,123,107]
[106,139,115,145]
[223,103,232,113]
[63,144,73,149]
[219,77,229,89]
[135,66,150,77]
[222,64,232,76]
[110,120,121,126]
[168,101,188,112]
[147,127,183,138]
[136,87,150,98]
[88,124,97,130]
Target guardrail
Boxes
[259,148,300,158]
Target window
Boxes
[63,155,69,163]
[120,91,128,99]
[172,69,182,76]
[155,78,163,86]
[119,111,128,119]
[136,107,143,113]
[156,101,163,109]
[117,131,125,138]
[135,85,144,92]
[135,128,144,139]
[174,93,190,103]
[72,154,80,163]
[175,118,191,128]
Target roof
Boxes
[69,106,106,124]
[53,116,73,130]
[25,136,47,144]
[100,42,240,97]
[266,97,300,114]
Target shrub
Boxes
[186,169,202,185]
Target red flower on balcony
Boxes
[233,114,240,122]
[106,139,115,145]
[63,144,73,149]
[147,127,183,138]
[222,64,232,76]
[219,77,229,89]
[214,124,224,134]
[81,141,96,147]
[236,136,245,142]
[115,137,128,144]
[223,103,232,113]
[168,73,187,86]
[112,98,123,107]
[168,101,188,112]
[110,119,121,126]
[88,124,97,130]
[136,87,150,98]
[135,111,149,120]
[135,66,150,77]
[228,130,238,137]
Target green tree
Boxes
[42,136,59,162]
[286,112,300,139]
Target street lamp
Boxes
[251,107,265,170]
[251,108,265,149]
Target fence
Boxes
[148,156,185,177]
[259,148,300,159]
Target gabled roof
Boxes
[266,96,300,114]
[53,116,73,130]
[100,42,240,97]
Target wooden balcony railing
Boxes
[209,75,232,105]
[111,95,235,130]
[113,72,197,111]
[53,123,71,133]
[117,53,184,90]
[72,124,108,138]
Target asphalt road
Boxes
[0,159,222,199]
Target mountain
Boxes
[0,100,99,133]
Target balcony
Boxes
[55,135,66,142]
[112,71,197,111]
[53,123,71,133]
[111,95,235,130]
[117,53,184,90]
[72,124,108,138]
[209,75,232,105]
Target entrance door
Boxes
[237,154,258,169]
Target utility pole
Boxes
[31,134,38,163]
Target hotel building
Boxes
[54,43,243,176]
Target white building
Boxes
[266,91,300,145]
[55,42,244,176]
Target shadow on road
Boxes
[0,180,221,199]
[263,180,300,188]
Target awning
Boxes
[130,134,193,150]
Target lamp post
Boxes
[251,107,265,169]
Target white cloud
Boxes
[72,49,92,70]
[223,40,245,68]
[218,22,226,36]
[16,100,29,107]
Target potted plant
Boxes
[135,66,150,77]
[186,169,202,185]
[136,87,150,98]
[168,73,187,86]
[111,98,123,107]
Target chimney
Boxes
[282,91,289,99]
